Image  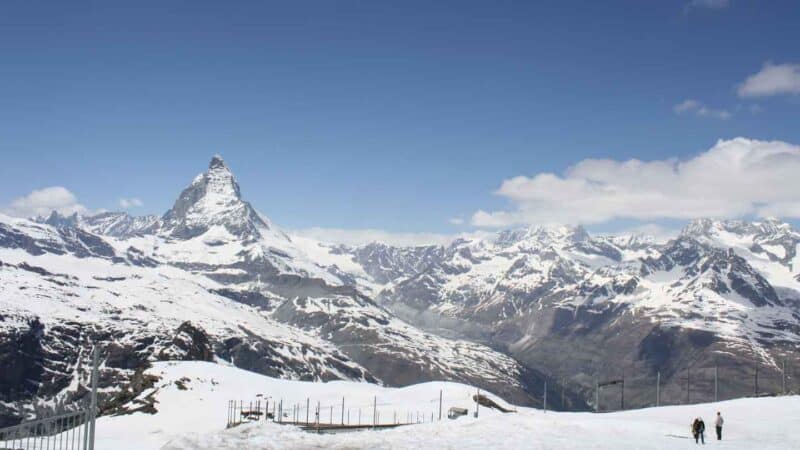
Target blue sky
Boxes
[1,1,799,243]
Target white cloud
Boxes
[673,99,701,113]
[3,186,88,218]
[119,197,143,209]
[292,227,495,247]
[472,138,800,227]
[292,227,457,247]
[686,0,730,11]
[738,62,800,98]
[607,223,680,244]
[673,99,731,119]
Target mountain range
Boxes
[2,155,799,424]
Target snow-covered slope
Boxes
[93,361,800,450]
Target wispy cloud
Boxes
[673,99,731,119]
[3,186,88,218]
[685,0,730,12]
[291,227,495,247]
[292,227,458,247]
[472,138,800,227]
[608,223,680,244]
[448,217,465,225]
[119,197,143,209]
[738,62,800,98]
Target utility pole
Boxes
[620,378,624,411]
[686,367,690,404]
[341,397,345,425]
[561,376,566,410]
[373,396,377,428]
[754,363,759,396]
[475,389,480,418]
[543,381,547,413]
[594,376,599,413]
[783,359,787,395]
[656,371,660,407]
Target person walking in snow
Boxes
[691,417,706,444]
[715,412,724,440]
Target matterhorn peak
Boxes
[209,154,227,170]
[160,155,267,240]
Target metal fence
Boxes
[0,409,91,450]
[226,389,471,431]
[585,356,800,413]
[0,347,100,450]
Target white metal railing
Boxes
[0,346,99,450]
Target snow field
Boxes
[94,361,800,450]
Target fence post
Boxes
[714,359,719,402]
[87,346,99,450]
[330,405,333,425]
[439,390,442,421]
[476,389,480,418]
[341,397,345,425]
[306,398,309,425]
[620,378,624,411]
[561,376,565,410]
[373,396,377,428]
[594,376,599,413]
[656,371,660,407]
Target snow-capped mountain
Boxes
[0,157,550,426]
[160,155,268,241]
[322,219,800,405]
[5,155,799,423]
[41,211,160,238]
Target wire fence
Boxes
[225,389,501,431]
[586,357,800,413]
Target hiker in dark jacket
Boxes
[692,417,706,444]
